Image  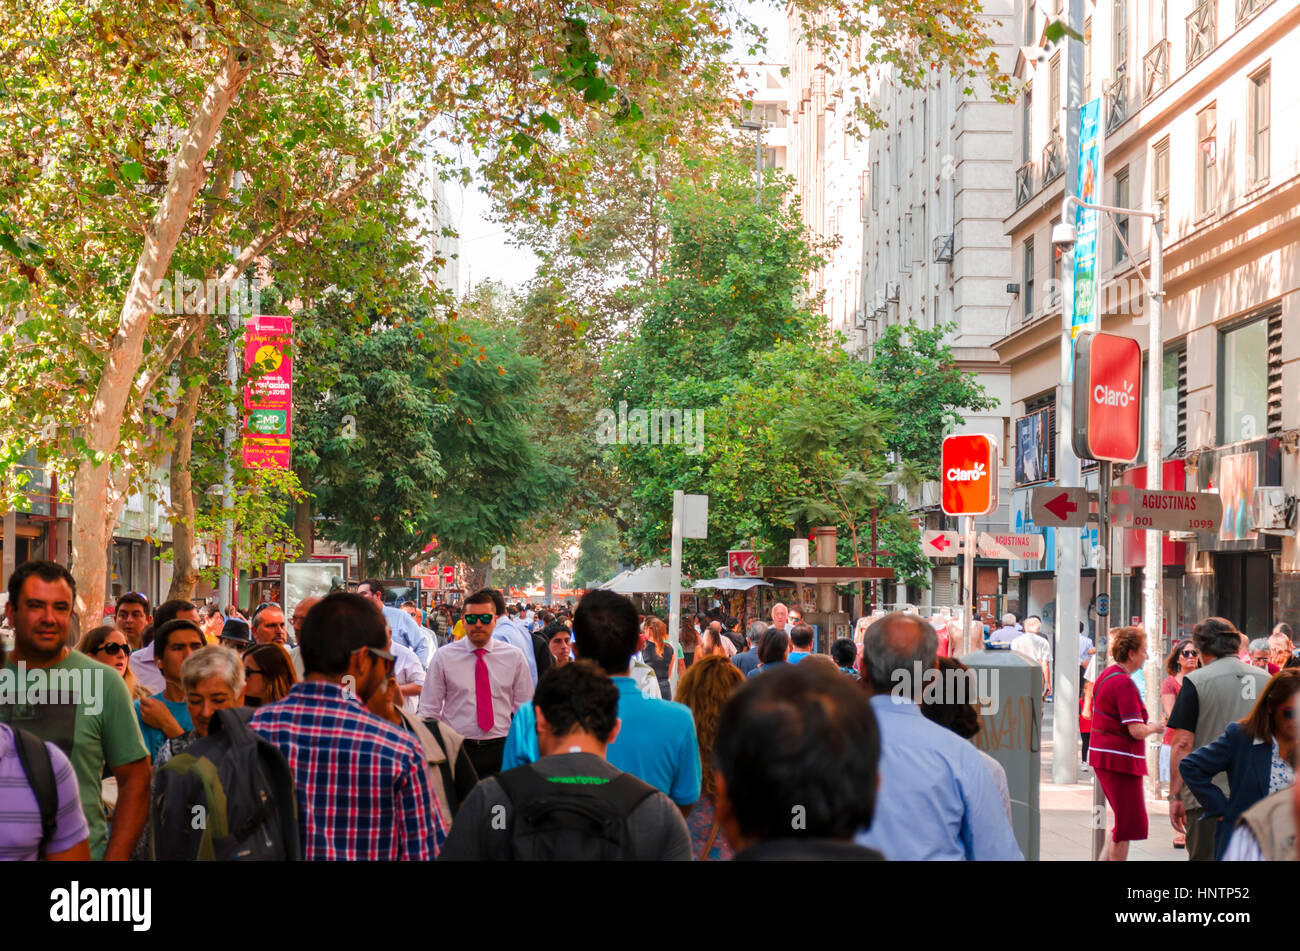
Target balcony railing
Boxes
[1236,0,1271,28]
[1105,66,1129,133]
[1187,0,1216,69]
[1042,138,1063,184]
[1015,161,1033,208]
[1143,40,1170,102]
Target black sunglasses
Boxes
[93,642,131,657]
[1180,650,1198,658]
[464,613,495,625]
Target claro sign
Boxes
[941,434,999,516]
[1072,331,1142,463]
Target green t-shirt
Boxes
[1,650,149,860]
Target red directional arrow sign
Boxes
[921,530,963,557]
[1029,485,1092,528]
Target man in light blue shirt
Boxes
[855,612,1023,861]
[494,609,539,686]
[358,579,432,667]
[502,590,700,808]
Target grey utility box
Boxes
[960,645,1042,861]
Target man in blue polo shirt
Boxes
[502,589,700,809]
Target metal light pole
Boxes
[1057,194,1164,857]
[217,312,238,611]
[1052,0,1084,789]
[740,118,762,205]
[1058,196,1165,648]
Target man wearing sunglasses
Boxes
[418,587,533,780]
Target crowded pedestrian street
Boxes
[0,0,1298,936]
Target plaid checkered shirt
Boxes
[250,681,446,860]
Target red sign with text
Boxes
[941,434,999,516]
[1073,331,1141,463]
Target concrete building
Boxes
[733,62,790,173]
[786,1,1020,611]
[996,0,1300,645]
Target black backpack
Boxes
[11,727,58,856]
[151,707,301,860]
[494,764,658,861]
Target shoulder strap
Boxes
[12,727,58,854]
[494,762,554,808]
[597,772,659,817]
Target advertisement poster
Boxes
[242,315,293,469]
[1015,409,1051,485]
[1195,438,1283,552]
[1071,98,1104,345]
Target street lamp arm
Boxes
[1061,193,1160,221]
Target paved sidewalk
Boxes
[1038,701,1185,861]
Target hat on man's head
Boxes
[219,617,253,645]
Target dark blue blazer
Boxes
[1178,721,1274,860]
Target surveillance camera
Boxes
[1051,222,1078,252]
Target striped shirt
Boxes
[250,681,445,860]
[0,723,89,860]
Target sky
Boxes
[450,1,789,296]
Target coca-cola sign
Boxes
[727,550,759,577]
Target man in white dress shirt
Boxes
[418,587,532,779]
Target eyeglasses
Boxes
[352,645,396,665]
[93,642,131,657]
[463,613,495,625]
[1180,650,1198,658]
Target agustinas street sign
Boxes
[1110,488,1223,533]
[1030,486,1092,528]
[921,531,963,557]
[1072,331,1142,463]
[941,434,999,516]
[977,532,1047,561]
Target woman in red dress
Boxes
[1088,625,1166,860]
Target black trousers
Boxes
[463,737,506,780]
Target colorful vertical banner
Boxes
[1071,97,1104,342]
[242,315,293,469]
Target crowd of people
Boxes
[2,558,1297,862]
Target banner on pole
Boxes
[242,315,293,469]
[1071,97,1104,345]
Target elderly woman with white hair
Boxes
[155,646,246,767]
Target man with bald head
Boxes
[287,597,320,680]
[854,611,1022,860]
[769,603,792,634]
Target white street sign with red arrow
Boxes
[1030,486,1092,528]
[921,530,963,557]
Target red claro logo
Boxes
[941,434,998,516]
[1074,331,1141,463]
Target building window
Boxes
[1152,137,1169,232]
[1219,317,1269,444]
[1164,344,1187,456]
[1026,0,1036,47]
[1114,166,1130,265]
[1084,18,1093,101]
[1051,217,1063,305]
[1249,66,1270,184]
[903,212,913,267]
[1049,54,1061,134]
[1113,0,1129,78]
[1197,103,1217,218]
[1024,238,1035,319]
[1022,86,1033,164]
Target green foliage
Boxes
[573,517,620,589]
[863,322,998,478]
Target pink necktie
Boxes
[474,648,494,733]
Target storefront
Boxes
[1190,438,1284,638]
